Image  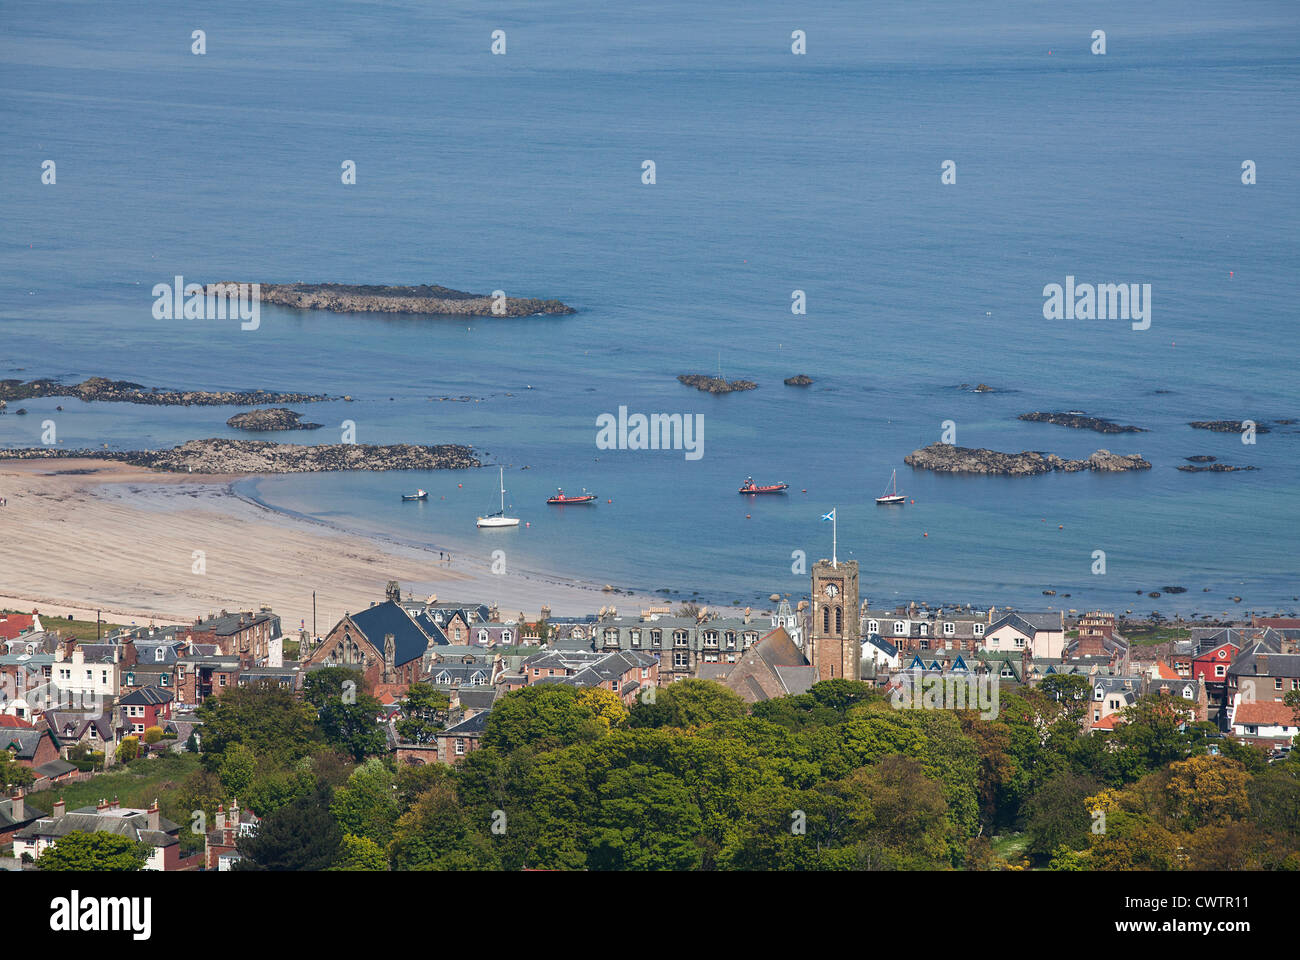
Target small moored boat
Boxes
[738,476,789,495]
[547,488,597,504]
[876,470,905,505]
[477,468,520,528]
[401,489,428,501]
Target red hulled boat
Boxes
[547,488,597,504]
[738,476,789,495]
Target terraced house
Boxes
[566,613,767,683]
[188,607,282,667]
[863,605,991,654]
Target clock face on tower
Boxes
[823,583,839,598]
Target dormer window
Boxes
[155,647,166,663]
[478,630,488,644]
[919,623,928,637]
[943,622,955,636]
[867,620,879,635]
[501,630,511,644]
[894,621,905,635]
[974,624,985,636]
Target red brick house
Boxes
[3,722,60,770]
[119,685,174,736]
[188,609,281,668]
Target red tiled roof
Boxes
[0,716,36,728]
[1233,701,1300,727]
[0,614,36,641]
[1153,660,1179,679]
[1091,713,1124,731]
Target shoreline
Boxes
[0,458,669,632]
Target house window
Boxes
[673,652,689,668]
[219,675,227,686]
[943,622,954,636]
[640,668,649,679]
[725,632,736,649]
[455,738,466,756]
[973,624,985,636]
[630,630,641,648]
[650,631,662,647]
[160,675,169,686]
[867,620,879,635]
[894,621,905,635]
[919,623,928,637]
[1275,678,1284,690]
[501,631,511,644]
[1094,711,1101,722]
[478,630,488,644]
[744,633,758,647]
[604,629,620,647]
[703,631,718,648]
[704,653,718,663]
[673,631,688,648]
[1216,665,1226,677]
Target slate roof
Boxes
[0,796,45,829]
[442,711,490,736]
[193,610,280,638]
[33,759,77,779]
[2,728,48,760]
[1229,644,1300,678]
[14,807,180,847]
[348,602,432,667]
[120,685,173,706]
[989,611,1063,635]
[47,710,115,744]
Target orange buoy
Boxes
[607,498,612,503]
[458,483,462,488]
[801,488,807,493]
[745,514,751,519]
[923,532,928,537]
[1059,524,1063,529]
[525,522,530,527]
[910,499,915,504]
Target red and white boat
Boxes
[876,469,906,505]
[547,488,597,504]
[738,476,789,495]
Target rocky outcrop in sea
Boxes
[1019,411,1146,433]
[677,374,758,394]
[0,377,330,407]
[904,442,1151,476]
[226,408,323,431]
[1189,420,1271,434]
[1177,463,1258,472]
[206,282,575,317]
[784,374,814,386]
[0,439,479,474]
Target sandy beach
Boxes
[0,459,665,633]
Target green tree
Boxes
[331,759,400,846]
[396,683,449,743]
[317,694,387,761]
[628,679,747,729]
[333,834,388,871]
[218,742,257,798]
[481,685,611,754]
[36,831,149,871]
[197,684,322,769]
[588,765,704,870]
[235,786,342,871]
[389,779,499,870]
[1023,770,1101,860]
[117,735,141,762]
[304,666,367,708]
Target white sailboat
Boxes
[477,467,520,528]
[875,469,906,505]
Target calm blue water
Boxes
[2,0,1298,616]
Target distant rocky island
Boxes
[1189,420,1270,434]
[784,374,814,386]
[206,282,576,317]
[0,439,478,474]
[226,408,323,431]
[904,442,1151,476]
[0,377,331,407]
[1019,411,1146,434]
[1177,463,1258,473]
[677,374,758,394]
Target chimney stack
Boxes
[12,788,23,821]
[147,798,159,831]
[52,798,65,819]
[1257,653,1269,676]
[216,803,226,832]
[96,797,108,812]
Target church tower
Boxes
[809,559,860,682]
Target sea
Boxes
[2,0,1298,618]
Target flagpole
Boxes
[833,509,837,568]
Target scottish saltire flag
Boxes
[821,509,835,522]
